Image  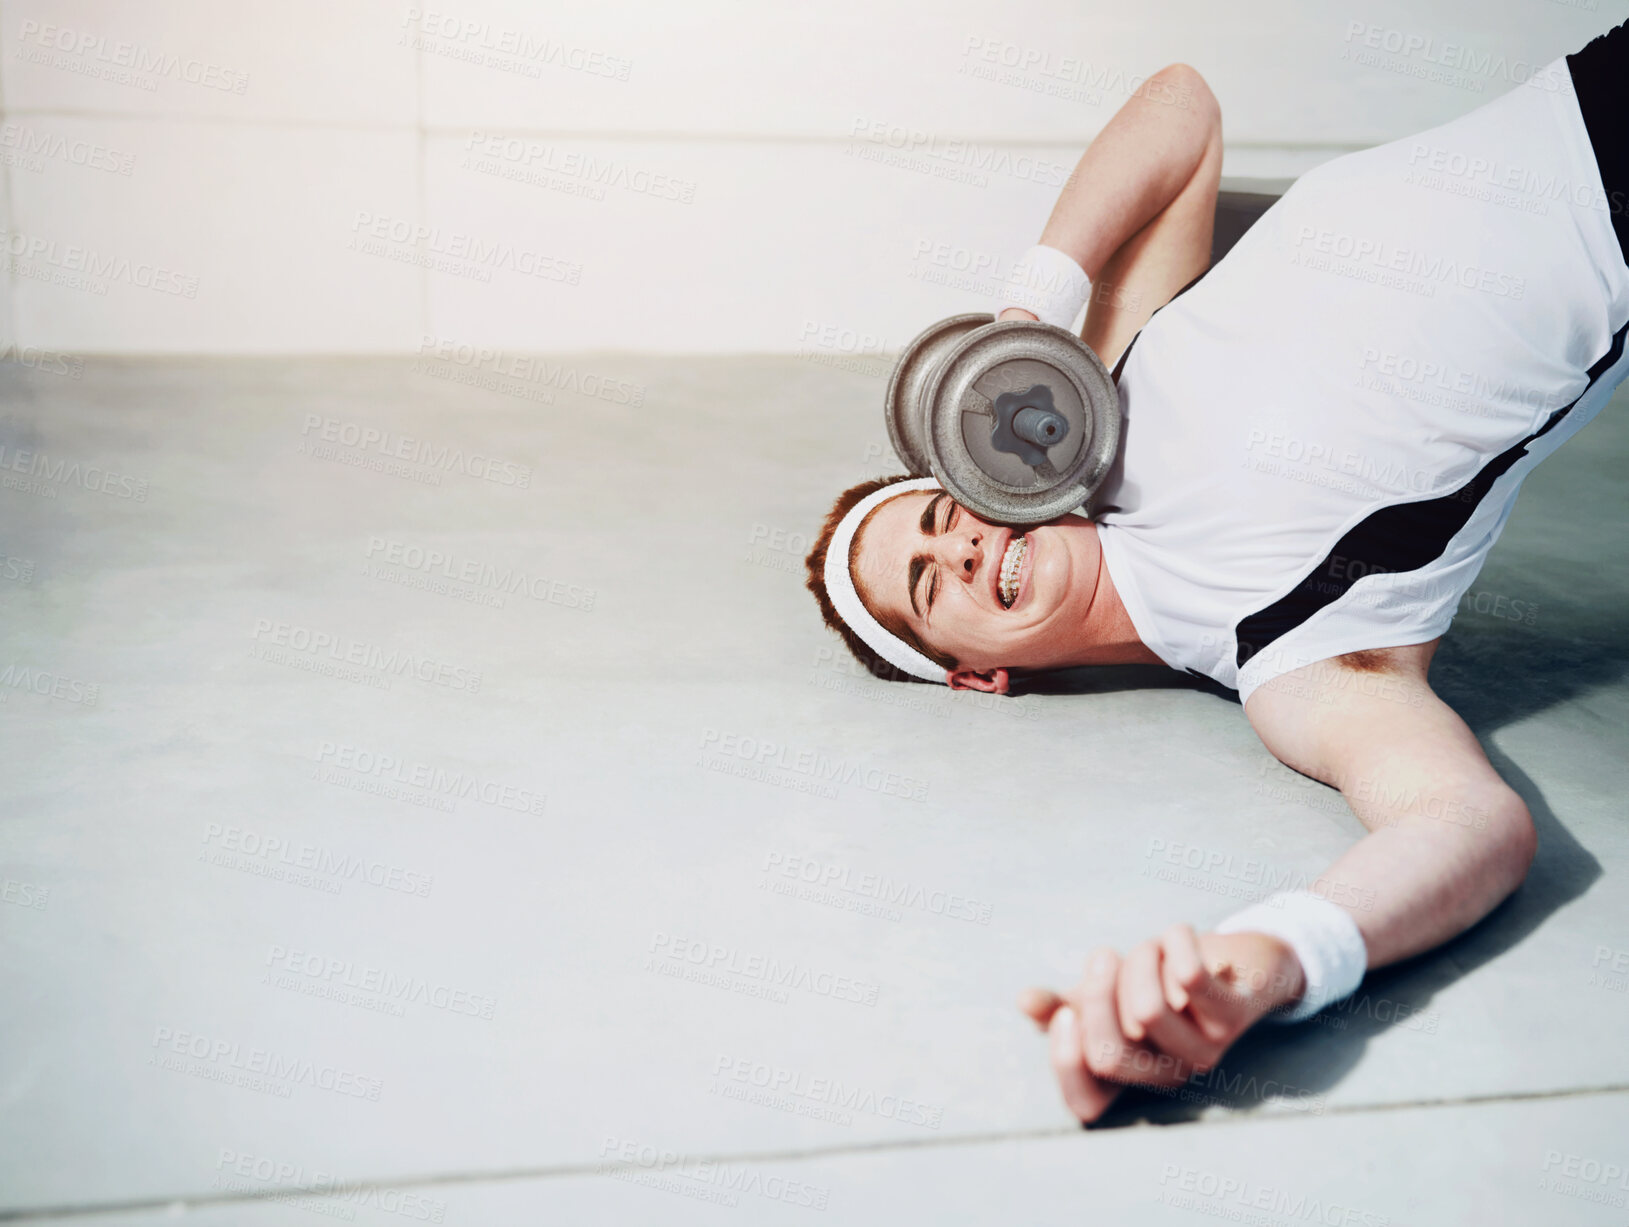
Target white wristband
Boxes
[1215,892,1367,1024]
[997,244,1091,330]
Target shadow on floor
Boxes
[848,197,1627,1123]
[1061,602,1628,1126]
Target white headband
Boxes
[822,477,949,684]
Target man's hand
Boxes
[1018,926,1305,1124]
[997,307,1039,322]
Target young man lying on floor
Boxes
[804,25,1629,1120]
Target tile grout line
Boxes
[0,109,1371,152]
[0,0,14,349]
[414,23,429,346]
[6,1081,1629,1223]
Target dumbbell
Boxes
[883,313,1122,527]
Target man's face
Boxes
[851,490,1104,685]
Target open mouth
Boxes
[998,534,1028,609]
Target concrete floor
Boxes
[2,351,1628,1225]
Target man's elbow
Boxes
[1482,787,1538,896]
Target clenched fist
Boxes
[1019,925,1305,1124]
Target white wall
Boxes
[0,0,1620,354]
[0,132,14,355]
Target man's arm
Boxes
[1241,647,1537,966]
[1023,647,1538,1122]
[1000,62,1223,368]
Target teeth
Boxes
[999,535,1027,608]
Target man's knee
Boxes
[1148,62,1220,128]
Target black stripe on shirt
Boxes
[1234,320,1628,671]
[1567,18,1629,269]
[1111,268,1209,385]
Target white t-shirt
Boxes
[1095,54,1629,705]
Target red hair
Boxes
[803,475,957,682]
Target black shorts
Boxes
[1567,19,1629,265]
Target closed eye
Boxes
[925,501,960,614]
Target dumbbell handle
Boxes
[1011,405,1068,448]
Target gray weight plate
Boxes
[884,312,992,476]
[922,321,1121,527]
